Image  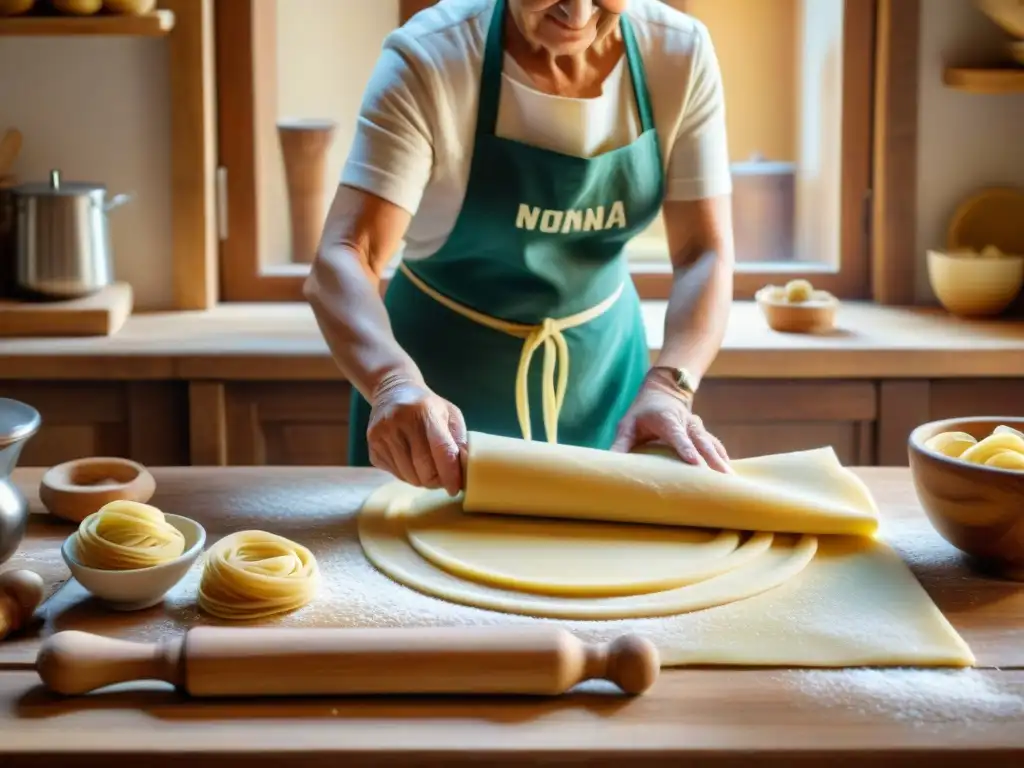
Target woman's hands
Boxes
[367,373,468,496]
[610,374,731,472]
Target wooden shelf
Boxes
[943,67,1024,94]
[0,10,174,37]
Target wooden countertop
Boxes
[1,466,1023,766]
[1,301,1024,381]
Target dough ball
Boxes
[53,0,102,13]
[761,285,787,302]
[103,0,156,13]
[784,279,814,303]
[0,0,34,15]
[924,431,977,459]
[979,245,1005,260]
[959,432,1024,465]
[984,450,1024,471]
[994,424,1024,440]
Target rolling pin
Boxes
[0,569,44,641]
[37,625,660,697]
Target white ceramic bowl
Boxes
[927,249,1024,317]
[61,514,206,611]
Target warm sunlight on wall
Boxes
[688,0,799,164]
[266,0,399,266]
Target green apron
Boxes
[348,0,664,466]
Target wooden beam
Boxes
[871,0,920,305]
[162,0,219,310]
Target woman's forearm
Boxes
[653,248,733,384]
[304,246,423,401]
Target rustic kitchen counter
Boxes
[1,301,1024,381]
[1,466,1023,767]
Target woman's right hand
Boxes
[367,374,468,497]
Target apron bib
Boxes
[348,0,664,466]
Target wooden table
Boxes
[1,466,1023,767]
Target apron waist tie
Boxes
[398,262,624,444]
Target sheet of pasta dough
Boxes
[462,432,880,536]
[358,483,975,668]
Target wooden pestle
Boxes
[37,625,660,697]
[0,569,45,641]
[277,118,336,264]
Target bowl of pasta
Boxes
[61,500,206,610]
[908,417,1024,580]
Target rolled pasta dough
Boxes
[462,432,879,535]
[403,488,774,597]
[359,483,817,620]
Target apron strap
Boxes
[477,0,657,138]
[399,262,624,444]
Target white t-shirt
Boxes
[340,0,732,262]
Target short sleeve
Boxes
[340,38,436,215]
[664,23,732,201]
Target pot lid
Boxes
[0,397,41,448]
[14,169,106,196]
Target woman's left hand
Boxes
[610,378,731,472]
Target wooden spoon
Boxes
[0,129,22,177]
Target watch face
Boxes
[676,369,695,392]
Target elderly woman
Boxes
[305,0,734,496]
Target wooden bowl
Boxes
[39,457,157,524]
[976,0,1024,38]
[908,417,1024,580]
[927,249,1024,317]
[755,288,838,333]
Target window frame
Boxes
[213,0,886,303]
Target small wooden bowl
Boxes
[755,288,839,333]
[908,417,1024,580]
[39,457,156,524]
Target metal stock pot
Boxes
[12,169,131,299]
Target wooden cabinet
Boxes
[188,382,352,467]
[696,380,876,465]
[0,381,189,468]
[6,377,1022,469]
[878,379,1024,466]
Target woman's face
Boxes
[508,0,628,56]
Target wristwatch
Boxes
[648,366,699,398]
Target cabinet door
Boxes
[695,380,878,465]
[877,379,1024,466]
[220,382,352,466]
[0,382,189,468]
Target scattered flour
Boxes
[783,668,1024,724]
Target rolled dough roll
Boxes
[462,432,879,536]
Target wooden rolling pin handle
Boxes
[0,569,45,641]
[586,634,661,696]
[36,630,184,696]
[36,627,660,697]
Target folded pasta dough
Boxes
[462,432,879,536]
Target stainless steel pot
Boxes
[13,169,131,299]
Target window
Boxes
[215,0,873,302]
